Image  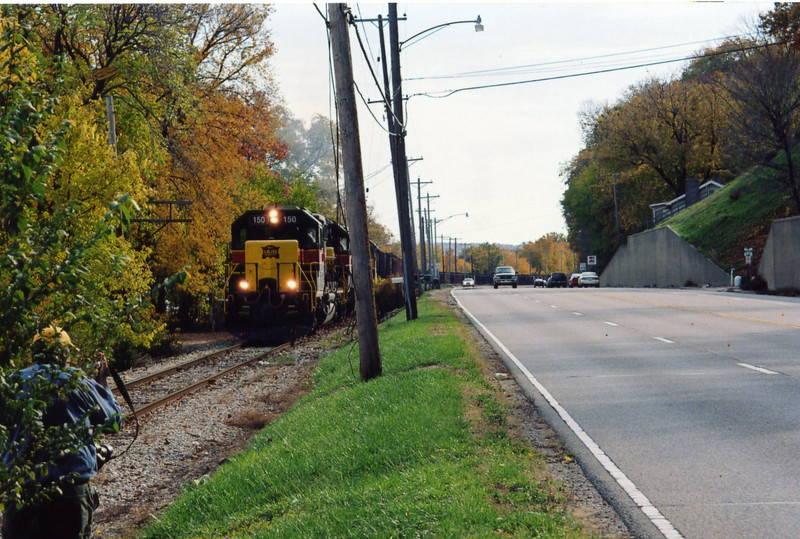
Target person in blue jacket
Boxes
[1,326,123,539]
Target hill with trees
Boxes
[561,3,800,277]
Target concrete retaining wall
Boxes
[759,215,800,290]
[600,226,730,287]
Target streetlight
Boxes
[384,9,482,300]
[400,16,484,49]
[431,212,468,280]
[438,212,469,224]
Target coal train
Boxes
[224,206,400,335]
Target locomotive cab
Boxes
[227,207,327,331]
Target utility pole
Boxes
[454,237,458,274]
[448,237,452,273]
[613,174,622,248]
[426,193,438,276]
[406,157,422,277]
[388,3,418,320]
[412,177,432,275]
[426,208,434,277]
[329,3,382,381]
[441,234,446,282]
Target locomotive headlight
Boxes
[238,279,250,291]
[286,279,298,291]
[268,208,280,224]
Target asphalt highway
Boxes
[452,286,800,539]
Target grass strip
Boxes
[139,296,593,538]
[663,160,794,269]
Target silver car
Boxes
[578,271,600,288]
[493,266,518,289]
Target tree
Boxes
[461,243,504,274]
[593,78,723,198]
[722,36,800,213]
[0,16,156,512]
[277,112,341,216]
[760,2,800,48]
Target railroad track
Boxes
[112,341,292,419]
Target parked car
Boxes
[534,278,547,288]
[493,266,518,289]
[462,277,475,288]
[578,271,600,287]
[568,273,581,288]
[546,272,568,288]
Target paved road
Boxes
[452,286,800,539]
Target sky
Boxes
[267,2,774,247]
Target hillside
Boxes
[660,163,796,273]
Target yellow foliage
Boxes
[45,96,153,226]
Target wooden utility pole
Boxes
[329,3,382,381]
[388,3,418,320]
[412,177,432,276]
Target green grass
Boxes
[138,297,593,538]
[662,162,795,270]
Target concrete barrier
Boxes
[759,216,800,290]
[600,226,730,287]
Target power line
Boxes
[354,81,393,134]
[319,3,345,226]
[409,39,778,99]
[349,14,405,130]
[405,34,750,81]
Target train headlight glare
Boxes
[238,279,250,291]
[286,279,298,291]
[268,209,279,224]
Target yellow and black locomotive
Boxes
[225,207,353,334]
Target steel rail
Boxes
[110,343,244,394]
[124,342,292,420]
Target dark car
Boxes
[546,272,568,288]
[493,266,518,289]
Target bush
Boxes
[740,273,769,293]
[374,278,404,319]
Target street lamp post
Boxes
[382,6,482,293]
[432,212,468,281]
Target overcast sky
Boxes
[267,2,773,246]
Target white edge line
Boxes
[737,362,779,375]
[450,290,683,539]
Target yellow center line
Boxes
[592,292,800,330]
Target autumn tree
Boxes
[277,112,342,217]
[0,14,180,513]
[11,4,292,327]
[760,2,800,48]
[593,78,724,199]
[461,243,504,274]
[721,34,800,213]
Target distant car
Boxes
[534,278,546,288]
[578,271,600,288]
[568,273,581,288]
[493,266,518,289]
[546,272,568,288]
[462,277,475,288]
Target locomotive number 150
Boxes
[250,214,297,225]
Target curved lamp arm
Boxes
[400,17,483,49]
